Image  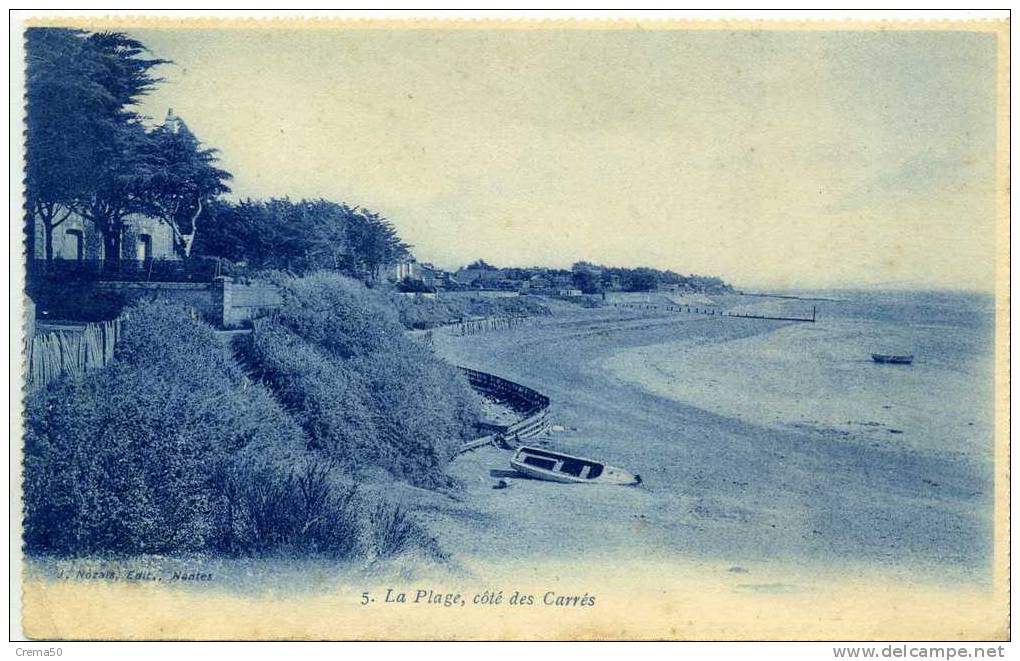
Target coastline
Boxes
[17,294,1001,639]
[603,317,995,458]
[427,298,993,582]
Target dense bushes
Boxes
[244,272,480,487]
[241,322,381,459]
[265,271,404,358]
[24,303,293,554]
[347,341,479,482]
[23,302,436,559]
[24,274,480,558]
[391,293,551,329]
[219,455,433,559]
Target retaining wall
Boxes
[93,281,221,322]
[443,290,521,300]
[457,367,551,454]
[221,282,284,327]
[88,279,282,328]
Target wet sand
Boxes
[425,300,993,583]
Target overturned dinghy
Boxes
[510,446,641,485]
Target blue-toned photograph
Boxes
[15,17,1009,641]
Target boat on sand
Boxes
[871,353,914,365]
[510,446,641,485]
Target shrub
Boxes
[366,501,444,560]
[241,322,382,461]
[247,272,481,487]
[218,453,360,557]
[23,302,308,555]
[222,453,439,560]
[267,271,402,359]
[23,301,442,560]
[349,344,478,483]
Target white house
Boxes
[31,211,177,262]
[389,259,422,281]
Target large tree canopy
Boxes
[25,29,235,265]
[25,28,407,279]
[138,113,232,257]
[25,29,115,260]
[25,29,169,265]
[193,198,410,277]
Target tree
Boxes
[24,29,167,267]
[625,267,660,292]
[300,200,362,271]
[345,208,410,278]
[193,198,411,278]
[24,29,112,261]
[73,118,160,267]
[72,32,166,268]
[189,199,256,265]
[571,269,601,294]
[571,261,603,294]
[139,112,232,257]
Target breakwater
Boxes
[611,302,816,323]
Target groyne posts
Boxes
[455,315,531,337]
[610,302,815,323]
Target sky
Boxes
[123,26,999,290]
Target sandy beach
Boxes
[425,293,994,584]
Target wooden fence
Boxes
[455,315,534,336]
[26,318,122,389]
[406,315,537,347]
[457,367,552,454]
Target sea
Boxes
[605,289,998,460]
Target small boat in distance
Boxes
[510,446,641,485]
[871,353,914,365]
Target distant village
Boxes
[390,258,733,298]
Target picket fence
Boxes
[26,318,122,389]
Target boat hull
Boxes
[510,446,641,485]
[871,354,914,365]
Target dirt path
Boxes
[422,306,991,582]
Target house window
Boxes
[64,229,84,262]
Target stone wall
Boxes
[91,279,282,328]
[221,281,284,328]
[93,281,222,323]
[442,290,520,300]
